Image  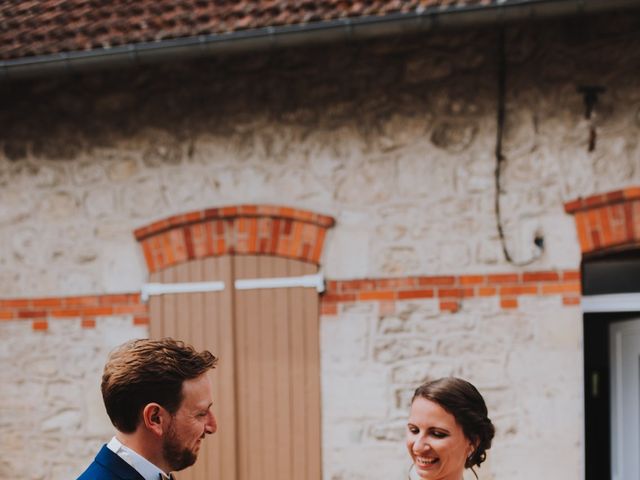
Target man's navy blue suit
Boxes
[76,445,145,480]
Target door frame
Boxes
[583,311,639,480]
[582,249,640,480]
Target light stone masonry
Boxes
[0,317,147,479]
[1,18,640,297]
[321,297,583,480]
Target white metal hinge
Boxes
[235,272,325,293]
[141,272,324,301]
[141,281,225,301]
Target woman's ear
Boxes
[142,403,166,436]
[467,438,480,458]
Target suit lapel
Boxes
[95,445,146,480]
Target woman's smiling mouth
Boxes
[415,456,439,467]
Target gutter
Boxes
[1,0,639,80]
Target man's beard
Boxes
[162,420,198,472]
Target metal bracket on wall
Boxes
[577,85,606,152]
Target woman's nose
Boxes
[413,437,430,452]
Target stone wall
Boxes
[1,13,638,298]
[321,294,583,480]
[1,10,639,480]
[0,265,582,479]
[0,315,147,479]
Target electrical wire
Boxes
[494,27,543,267]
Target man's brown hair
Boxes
[101,338,217,433]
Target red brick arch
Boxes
[565,187,640,256]
[134,205,335,273]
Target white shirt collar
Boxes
[107,436,170,480]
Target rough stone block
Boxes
[368,420,406,442]
[373,337,434,364]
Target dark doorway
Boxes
[583,251,640,480]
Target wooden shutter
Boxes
[233,255,321,480]
[149,256,237,480]
[149,255,322,480]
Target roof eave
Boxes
[1,0,639,81]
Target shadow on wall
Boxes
[0,27,499,162]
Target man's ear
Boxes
[142,403,166,436]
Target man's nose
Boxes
[205,412,217,434]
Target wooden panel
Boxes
[149,254,321,480]
[261,256,277,480]
[232,255,250,480]
[183,260,204,480]
[233,255,321,480]
[235,255,262,480]
[161,265,178,338]
[148,268,162,340]
[211,256,237,480]
[273,257,291,480]
[148,258,236,480]
[301,261,322,480]
[289,258,307,480]
[174,262,190,342]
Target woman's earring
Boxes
[466,450,475,465]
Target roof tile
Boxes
[0,0,525,61]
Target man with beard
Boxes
[77,338,218,480]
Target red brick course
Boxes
[0,294,148,332]
[320,270,582,315]
[134,205,335,273]
[565,187,640,255]
[1,270,581,330]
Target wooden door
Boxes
[233,255,321,480]
[149,256,236,480]
[149,255,322,480]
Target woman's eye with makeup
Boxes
[430,430,447,438]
